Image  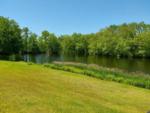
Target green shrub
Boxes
[27,62,34,65]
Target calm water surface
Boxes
[1,54,150,74]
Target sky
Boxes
[0,0,150,35]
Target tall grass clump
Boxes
[44,61,150,89]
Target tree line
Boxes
[1,16,150,58]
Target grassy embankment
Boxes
[0,61,150,113]
[45,61,150,89]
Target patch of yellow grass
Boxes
[0,61,150,113]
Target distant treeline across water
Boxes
[1,16,150,58]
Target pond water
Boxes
[0,54,150,74]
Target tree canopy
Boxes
[0,16,22,54]
[1,16,150,58]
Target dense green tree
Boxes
[47,33,61,54]
[0,16,22,54]
[38,30,49,53]
[21,27,30,53]
[59,35,76,55]
[28,33,39,53]
[134,32,150,57]
[60,33,89,55]
[39,31,61,54]
[88,22,150,57]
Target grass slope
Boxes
[44,62,150,89]
[0,61,150,113]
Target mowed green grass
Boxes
[0,61,150,113]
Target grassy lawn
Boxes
[0,61,150,113]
